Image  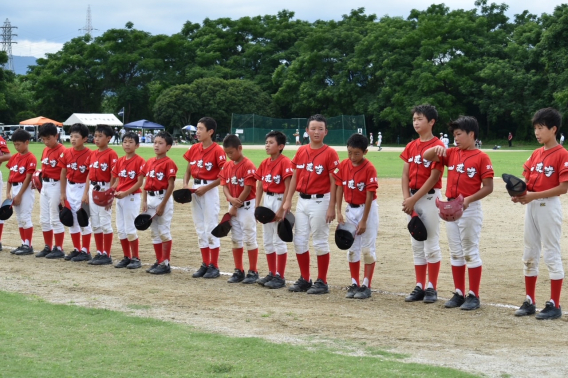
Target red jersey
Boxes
[440,148,494,198]
[112,154,146,193]
[292,145,340,194]
[523,145,568,192]
[88,148,118,183]
[400,137,445,189]
[334,159,378,204]
[41,143,66,180]
[0,136,10,167]
[219,157,257,201]
[7,152,37,183]
[183,142,226,181]
[142,157,177,191]
[57,147,92,183]
[254,154,294,194]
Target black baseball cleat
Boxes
[345,284,359,299]
[88,253,102,265]
[10,245,25,255]
[460,293,480,311]
[146,260,159,273]
[15,245,34,256]
[91,254,112,265]
[256,272,274,286]
[126,257,142,269]
[307,279,329,295]
[192,263,208,278]
[64,249,81,261]
[115,257,131,268]
[203,264,220,279]
[445,292,466,308]
[288,276,312,292]
[535,302,562,320]
[242,270,259,284]
[264,274,286,289]
[423,288,438,303]
[515,300,536,317]
[36,245,52,258]
[149,262,171,275]
[354,285,372,299]
[227,269,245,283]
[45,247,65,259]
[72,251,92,262]
[405,286,425,302]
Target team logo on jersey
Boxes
[357,182,365,191]
[448,165,455,171]
[456,163,465,173]
[92,161,99,169]
[156,172,164,181]
[119,169,127,178]
[128,170,137,179]
[219,155,226,161]
[238,178,244,187]
[535,162,543,173]
[205,162,213,171]
[264,174,272,183]
[296,164,305,169]
[148,170,155,178]
[69,162,78,170]
[348,179,356,189]
[544,166,555,177]
[197,160,204,168]
[306,163,314,172]
[79,165,87,173]
[413,155,422,164]
[273,175,281,184]
[190,161,196,165]
[423,158,433,168]
[315,165,324,174]
[42,157,58,168]
[18,166,25,174]
[466,167,477,178]
[486,165,493,170]
[100,163,108,171]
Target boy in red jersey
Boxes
[335,133,379,299]
[400,105,445,303]
[254,131,294,289]
[141,131,178,275]
[283,114,340,295]
[112,131,145,269]
[182,117,226,279]
[59,123,93,262]
[35,123,67,259]
[423,116,494,311]
[85,124,118,265]
[512,108,568,320]
[6,129,37,255]
[219,134,259,284]
[0,132,12,251]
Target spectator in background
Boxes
[508,132,513,147]
[560,133,565,146]
[303,130,309,144]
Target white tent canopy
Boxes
[63,113,123,127]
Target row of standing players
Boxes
[1,106,566,320]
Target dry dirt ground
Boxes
[1,178,567,378]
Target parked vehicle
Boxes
[57,127,70,142]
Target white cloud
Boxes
[11,39,64,58]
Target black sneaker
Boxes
[88,252,102,265]
[423,288,438,303]
[515,300,536,317]
[126,257,142,269]
[10,245,25,254]
[445,292,466,308]
[242,270,259,284]
[115,257,131,268]
[460,293,480,311]
[535,302,562,320]
[36,245,52,258]
[345,284,359,299]
[307,279,329,295]
[91,254,112,265]
[15,245,34,256]
[192,263,208,278]
[72,251,92,262]
[354,285,372,299]
[64,249,81,261]
[256,272,274,286]
[288,276,312,292]
[0,242,2,251]
[45,247,65,259]
[264,274,286,289]
[227,269,245,283]
[203,264,220,279]
[405,286,425,302]
[149,262,171,275]
[146,260,159,273]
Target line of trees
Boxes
[1,1,568,141]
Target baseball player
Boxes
[141,131,177,275]
[423,116,494,310]
[0,133,12,251]
[59,123,93,262]
[443,134,449,149]
[111,131,145,269]
[401,105,445,303]
[35,123,67,259]
[219,134,259,284]
[254,131,293,289]
[369,133,373,146]
[511,108,568,320]
[335,133,379,299]
[376,132,382,151]
[182,117,226,279]
[283,114,340,295]
[85,125,118,265]
[6,129,37,255]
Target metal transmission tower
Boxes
[79,5,98,36]
[1,18,18,72]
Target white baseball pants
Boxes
[445,200,483,268]
[40,180,64,233]
[294,193,331,256]
[229,198,258,250]
[408,189,442,265]
[345,200,379,264]
[116,193,140,241]
[262,193,287,254]
[66,182,92,235]
[89,182,113,234]
[11,183,35,228]
[147,192,173,244]
[191,181,221,249]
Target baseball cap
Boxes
[277,212,295,242]
[92,188,115,207]
[407,211,427,241]
[58,200,74,227]
[502,173,527,197]
[173,188,195,204]
[435,194,464,222]
[134,213,154,231]
[76,202,90,228]
[0,199,14,221]
[255,206,276,224]
[211,213,232,238]
[335,222,357,250]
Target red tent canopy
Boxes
[20,116,63,126]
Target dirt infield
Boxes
[0,179,566,377]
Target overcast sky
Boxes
[3,0,563,58]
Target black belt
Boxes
[266,191,283,196]
[348,203,362,208]
[91,181,108,186]
[11,182,21,186]
[148,190,165,196]
[244,201,251,206]
[194,179,208,184]
[410,188,435,195]
[68,181,84,185]
[299,193,324,199]
[448,197,455,201]
[43,177,59,182]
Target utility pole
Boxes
[0,18,17,72]
[79,5,98,36]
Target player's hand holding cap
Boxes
[254,206,276,224]
[335,222,356,250]
[32,170,42,193]
[211,213,232,238]
[435,194,464,222]
[173,188,195,204]
[502,173,527,197]
[58,200,74,227]
[92,188,116,207]
[76,202,90,228]
[0,199,14,221]
[407,211,427,241]
[134,213,154,231]
[277,212,295,242]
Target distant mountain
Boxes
[12,56,37,75]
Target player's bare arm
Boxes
[255,181,263,209]
[195,178,220,197]
[13,173,33,206]
[274,176,291,222]
[401,162,411,200]
[282,170,297,214]
[5,182,12,201]
[59,168,67,206]
[116,175,144,199]
[326,173,336,224]
[223,185,242,208]
[464,177,493,209]
[357,190,374,235]
[237,185,252,207]
[156,177,175,216]
[422,146,446,162]
[82,178,90,204]
[182,163,192,189]
[513,181,568,205]
[335,185,344,224]
[0,152,12,163]
[402,169,442,215]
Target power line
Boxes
[1,18,18,72]
[79,5,98,36]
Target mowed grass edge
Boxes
[0,291,476,377]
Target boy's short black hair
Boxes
[69,123,89,138]
[346,133,369,151]
[122,131,139,144]
[198,117,217,133]
[223,134,242,149]
[532,108,562,136]
[448,116,479,140]
[307,114,327,129]
[38,123,58,137]
[95,124,114,138]
[12,129,31,142]
[411,105,438,125]
[265,131,286,148]
[155,131,173,146]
